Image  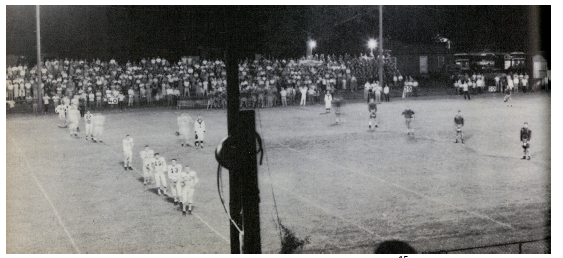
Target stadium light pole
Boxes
[36,5,43,112]
[307,40,316,59]
[368,39,377,57]
[378,5,384,85]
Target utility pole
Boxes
[378,5,384,88]
[225,7,262,254]
[36,5,43,112]
[225,7,242,254]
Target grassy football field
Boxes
[6,92,551,253]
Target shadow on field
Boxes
[164,196,176,204]
[147,188,160,195]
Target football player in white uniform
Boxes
[194,114,206,148]
[176,113,193,147]
[55,103,67,128]
[178,167,199,215]
[152,153,168,196]
[84,111,94,141]
[67,105,81,138]
[167,159,183,205]
[122,134,134,170]
[139,145,155,186]
[92,113,106,143]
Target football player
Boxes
[55,102,68,128]
[401,107,415,135]
[84,111,94,141]
[167,159,183,205]
[92,112,105,143]
[152,153,168,196]
[178,167,199,215]
[67,105,81,138]
[520,122,532,160]
[122,134,134,170]
[368,98,378,129]
[454,110,464,143]
[194,114,206,148]
[139,145,155,186]
[177,113,193,147]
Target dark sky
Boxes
[6,5,550,63]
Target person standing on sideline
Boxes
[194,114,206,148]
[42,94,50,114]
[454,110,464,143]
[324,91,332,113]
[152,153,168,196]
[299,85,307,106]
[374,81,382,104]
[128,87,134,107]
[122,134,134,170]
[178,167,199,215]
[462,80,470,100]
[280,87,287,107]
[84,111,94,141]
[118,91,125,111]
[520,122,532,160]
[401,107,415,135]
[55,102,67,127]
[95,90,102,108]
[167,159,183,205]
[412,79,419,97]
[383,84,390,102]
[368,98,378,129]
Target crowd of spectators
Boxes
[5,53,407,111]
[452,72,531,95]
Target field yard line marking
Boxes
[277,142,517,230]
[103,114,230,244]
[193,214,230,243]
[274,183,382,239]
[9,138,82,254]
[255,114,382,242]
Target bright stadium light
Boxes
[308,40,317,49]
[307,40,317,59]
[368,39,377,56]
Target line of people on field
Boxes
[136,144,200,216]
[55,97,105,142]
[122,113,204,216]
[367,99,532,160]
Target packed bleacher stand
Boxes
[6,53,406,112]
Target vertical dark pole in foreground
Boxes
[225,7,261,254]
[36,5,43,111]
[238,110,261,253]
[378,5,384,88]
[225,7,242,254]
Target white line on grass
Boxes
[274,183,382,239]
[9,138,82,254]
[104,114,230,244]
[255,112,382,242]
[277,142,516,230]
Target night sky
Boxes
[5,5,551,64]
